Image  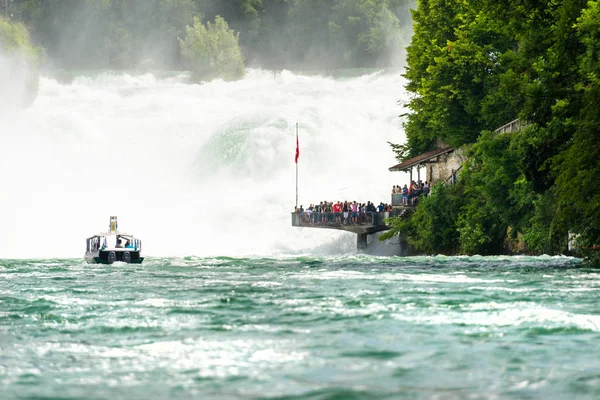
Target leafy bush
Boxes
[520,191,567,255]
[180,16,245,82]
[381,183,463,255]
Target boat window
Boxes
[105,235,116,249]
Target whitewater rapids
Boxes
[0,69,410,258]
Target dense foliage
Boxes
[0,15,43,107]
[180,16,245,82]
[389,0,600,265]
[7,0,414,72]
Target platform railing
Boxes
[494,119,526,134]
[391,191,428,206]
[292,210,404,227]
[391,193,403,206]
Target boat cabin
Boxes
[85,216,144,264]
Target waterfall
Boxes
[0,69,411,258]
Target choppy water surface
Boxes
[1,255,599,399]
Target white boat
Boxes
[85,216,144,264]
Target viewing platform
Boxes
[291,208,413,250]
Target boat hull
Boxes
[85,250,144,264]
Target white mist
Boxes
[0,69,411,258]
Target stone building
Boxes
[388,143,465,186]
[388,119,525,189]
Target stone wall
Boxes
[426,147,466,184]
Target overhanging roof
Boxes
[388,146,454,172]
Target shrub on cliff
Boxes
[179,16,245,83]
[0,16,43,108]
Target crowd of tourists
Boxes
[294,200,394,225]
[292,180,435,226]
[391,180,431,205]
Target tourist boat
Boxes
[85,216,144,264]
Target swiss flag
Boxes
[295,133,299,163]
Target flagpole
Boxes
[295,123,299,210]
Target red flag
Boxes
[295,133,299,163]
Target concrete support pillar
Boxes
[397,233,412,256]
[357,233,368,251]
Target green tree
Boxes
[454,132,531,254]
[0,15,43,107]
[403,0,521,155]
[363,6,404,66]
[381,183,463,254]
[9,0,415,71]
[552,1,600,264]
[391,0,600,263]
[180,15,245,82]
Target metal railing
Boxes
[494,119,526,134]
[443,165,463,185]
[292,210,404,227]
[391,193,403,206]
[391,192,427,206]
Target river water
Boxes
[1,255,598,399]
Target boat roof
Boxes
[86,232,140,240]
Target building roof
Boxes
[388,146,454,172]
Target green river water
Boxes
[1,255,599,399]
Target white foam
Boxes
[391,305,600,331]
[0,69,409,258]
